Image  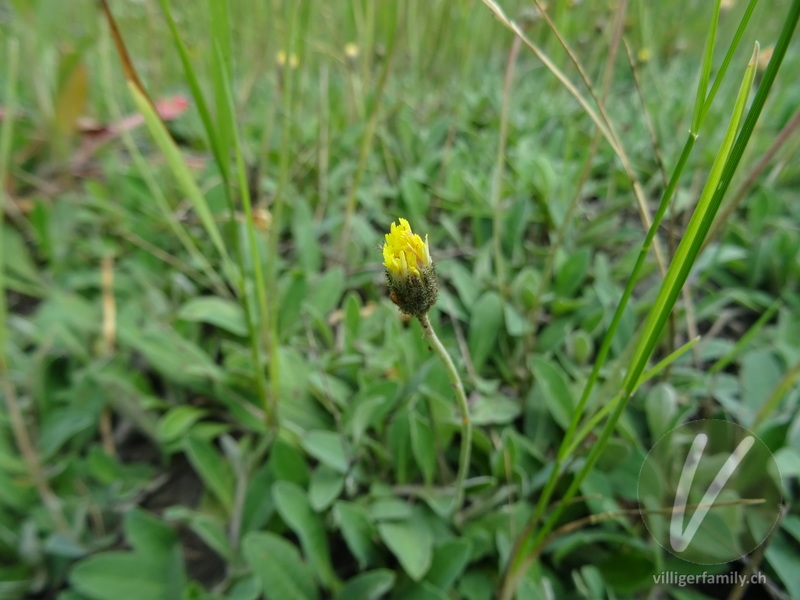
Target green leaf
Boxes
[377,519,433,581]
[387,409,412,483]
[270,437,311,486]
[69,510,185,600]
[457,570,496,600]
[227,576,261,600]
[193,514,233,561]
[278,271,308,334]
[334,501,380,568]
[511,267,540,311]
[292,200,321,273]
[740,349,782,415]
[177,296,248,336]
[124,509,180,561]
[393,581,450,600]
[118,324,223,387]
[332,570,395,600]
[272,481,338,589]
[38,406,96,460]
[70,552,169,600]
[468,291,504,372]
[2,224,42,288]
[425,539,472,590]
[766,531,800,600]
[470,395,521,425]
[309,465,345,511]
[554,248,590,298]
[348,396,387,445]
[243,533,318,600]
[645,383,678,440]
[447,261,479,310]
[369,498,413,521]
[301,430,349,474]
[184,434,234,512]
[410,414,436,485]
[504,303,530,337]
[304,267,345,317]
[774,447,800,478]
[530,356,574,429]
[158,406,207,443]
[241,461,275,535]
[343,292,362,346]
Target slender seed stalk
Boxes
[417,314,471,514]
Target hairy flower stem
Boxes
[418,314,471,515]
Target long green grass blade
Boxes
[209,0,234,181]
[97,29,227,296]
[624,44,759,394]
[635,336,700,390]
[692,0,722,131]
[158,0,229,184]
[127,82,230,265]
[699,0,760,126]
[563,335,699,459]
[212,41,274,424]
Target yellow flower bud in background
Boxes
[344,43,359,61]
[382,218,438,316]
[275,50,299,69]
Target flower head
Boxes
[276,50,299,69]
[382,218,438,316]
[383,218,432,277]
[344,43,359,61]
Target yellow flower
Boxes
[382,218,438,316]
[383,218,432,278]
[344,43,359,60]
[276,50,299,69]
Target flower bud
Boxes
[382,218,439,317]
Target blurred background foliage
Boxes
[0,0,799,599]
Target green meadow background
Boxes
[1,1,799,599]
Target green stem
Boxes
[417,314,471,515]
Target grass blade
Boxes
[692,0,722,131]
[623,44,760,394]
[126,82,230,264]
[211,41,274,424]
[158,0,228,184]
[699,0,760,126]
[100,0,230,265]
